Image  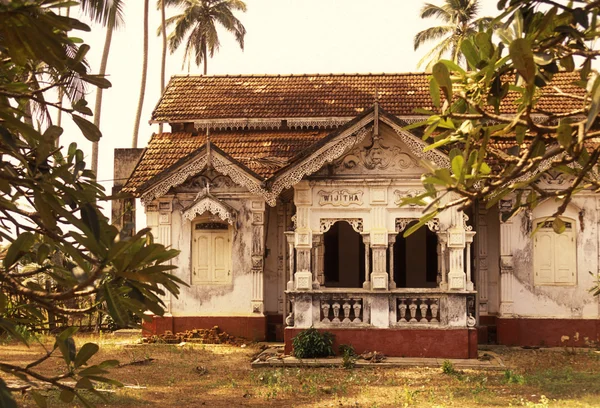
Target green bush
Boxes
[339,344,357,369]
[292,328,334,358]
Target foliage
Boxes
[291,328,335,359]
[407,0,600,238]
[441,359,458,375]
[0,1,184,406]
[339,344,357,369]
[414,0,492,70]
[160,0,247,74]
[504,369,526,384]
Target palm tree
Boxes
[132,0,150,148]
[414,0,489,70]
[161,0,247,75]
[158,0,167,134]
[80,0,125,174]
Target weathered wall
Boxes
[263,205,280,313]
[499,195,600,319]
[111,148,144,234]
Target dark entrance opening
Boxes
[394,222,438,288]
[323,221,365,288]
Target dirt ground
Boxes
[2,334,600,407]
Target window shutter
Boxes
[192,233,211,284]
[554,231,576,284]
[212,233,230,282]
[534,232,554,284]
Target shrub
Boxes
[292,328,334,358]
[339,344,356,369]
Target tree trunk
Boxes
[159,0,167,134]
[132,0,149,148]
[203,40,207,75]
[92,16,115,175]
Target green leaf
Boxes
[103,285,129,327]
[4,232,35,269]
[557,120,573,148]
[30,391,48,408]
[0,378,17,408]
[531,141,546,157]
[98,359,120,369]
[404,211,438,238]
[74,343,99,368]
[553,217,566,234]
[460,39,480,69]
[72,115,102,142]
[437,59,466,76]
[76,377,94,390]
[509,38,536,84]
[432,62,453,102]
[59,389,75,403]
[79,366,109,377]
[451,155,464,178]
[475,32,493,58]
[586,75,600,132]
[85,375,124,387]
[429,77,440,109]
[81,74,112,89]
[560,55,575,72]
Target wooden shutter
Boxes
[554,228,576,284]
[212,233,230,282]
[534,232,554,284]
[192,233,210,284]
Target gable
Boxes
[314,122,426,178]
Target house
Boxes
[115,72,600,358]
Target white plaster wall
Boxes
[486,206,501,314]
[168,198,256,316]
[506,196,600,318]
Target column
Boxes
[370,232,388,290]
[438,234,448,290]
[466,233,475,291]
[311,235,322,289]
[284,231,295,291]
[362,234,371,289]
[294,207,312,290]
[251,200,265,314]
[446,208,467,290]
[388,234,396,289]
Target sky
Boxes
[57,0,501,222]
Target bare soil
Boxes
[2,335,600,407]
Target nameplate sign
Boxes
[318,190,363,206]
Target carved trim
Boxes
[462,213,473,231]
[194,118,281,130]
[181,194,237,224]
[320,218,364,234]
[395,217,440,233]
[287,117,353,129]
[392,127,451,168]
[142,156,208,205]
[270,125,371,196]
[211,153,276,205]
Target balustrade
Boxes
[320,298,363,324]
[396,297,440,324]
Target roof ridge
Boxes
[169,72,431,78]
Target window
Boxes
[191,221,232,284]
[533,217,576,285]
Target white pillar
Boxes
[446,209,467,290]
[251,200,265,314]
[388,234,396,289]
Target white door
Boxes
[192,228,231,284]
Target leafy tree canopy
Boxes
[0,1,184,406]
[408,0,600,291]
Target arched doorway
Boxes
[323,221,365,288]
[394,221,438,288]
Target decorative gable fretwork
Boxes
[141,147,276,206]
[142,155,208,206]
[320,218,364,234]
[181,193,237,224]
[269,125,371,197]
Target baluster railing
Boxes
[396,297,441,325]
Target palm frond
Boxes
[420,3,451,22]
[79,0,125,29]
[414,25,454,50]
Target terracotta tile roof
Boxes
[152,72,584,122]
[124,129,328,193]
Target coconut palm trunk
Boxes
[92,24,114,173]
[132,0,149,148]
[159,0,167,134]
